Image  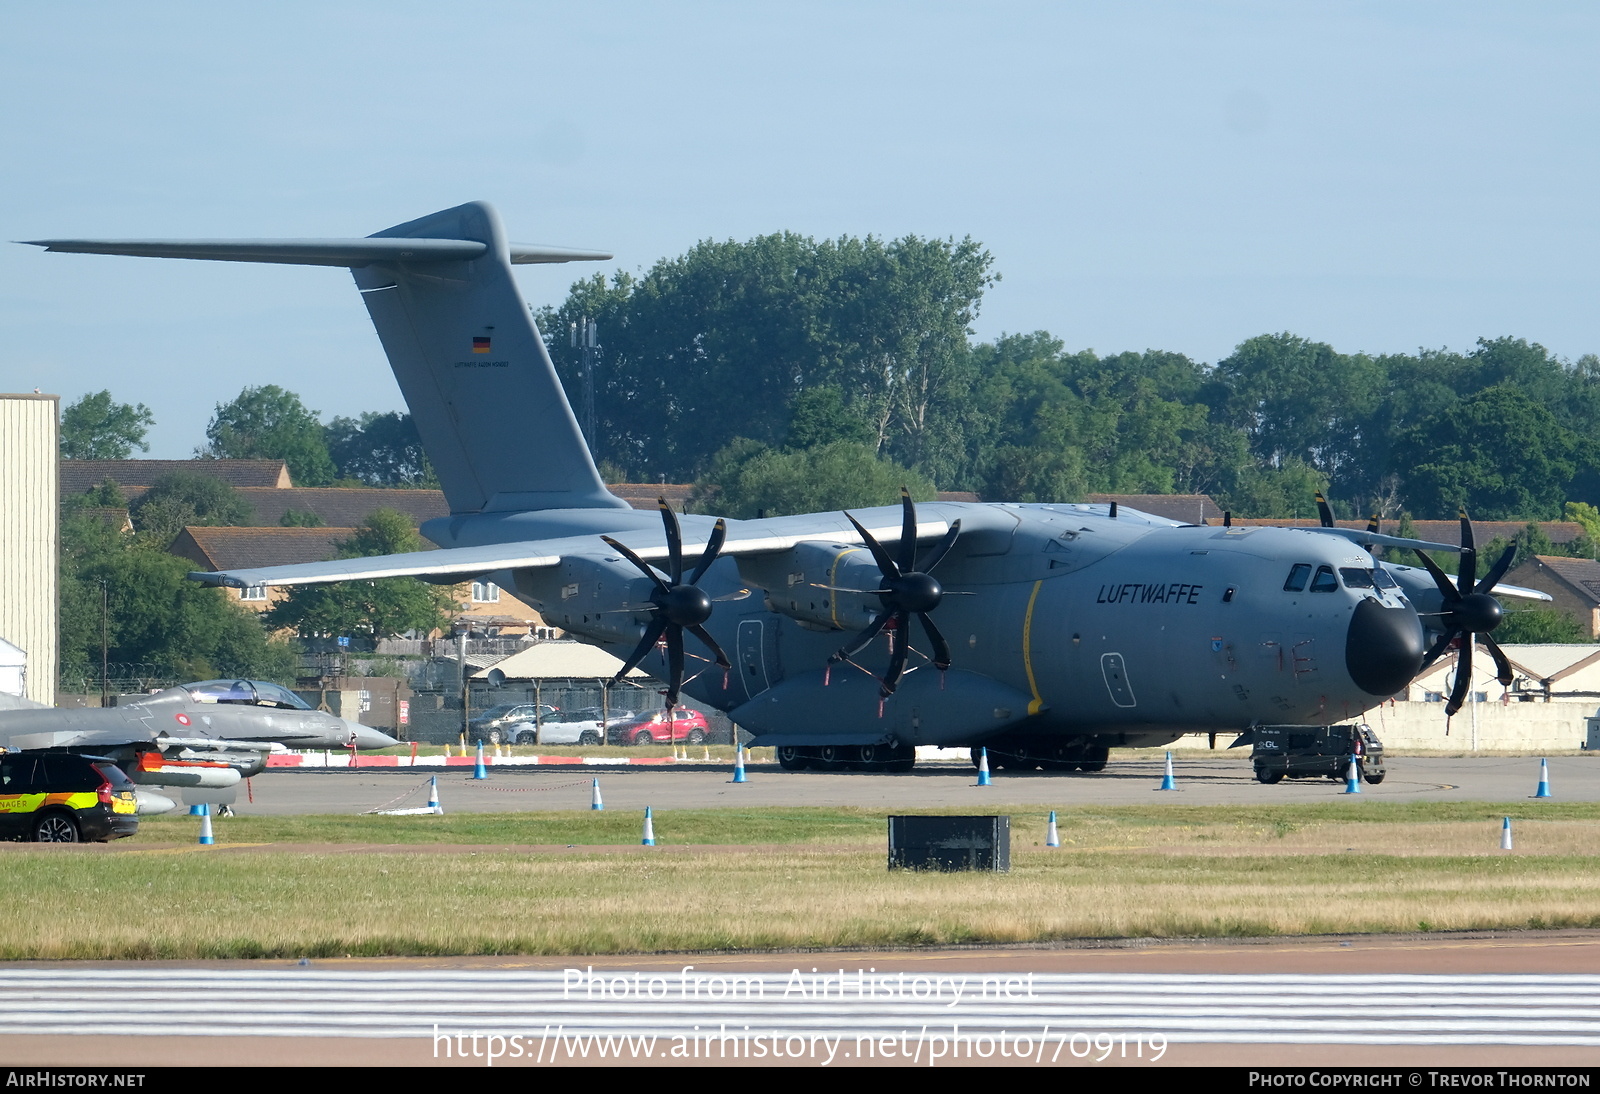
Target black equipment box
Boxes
[887,815,1010,872]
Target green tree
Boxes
[265,510,453,639]
[60,390,154,460]
[692,441,935,519]
[279,509,325,527]
[1493,608,1593,644]
[128,472,254,544]
[202,385,336,486]
[58,512,294,681]
[325,411,436,487]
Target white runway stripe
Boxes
[1,971,1597,1044]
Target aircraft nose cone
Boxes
[349,721,398,749]
[1345,597,1426,696]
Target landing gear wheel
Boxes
[886,743,916,773]
[777,746,807,771]
[816,744,841,770]
[32,812,79,842]
[1077,744,1109,773]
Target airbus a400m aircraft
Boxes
[27,202,1547,773]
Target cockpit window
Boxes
[1283,564,1312,592]
[1371,567,1399,590]
[183,680,311,710]
[1310,565,1339,592]
[1339,568,1375,589]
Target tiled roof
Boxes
[168,527,361,572]
[607,484,696,511]
[61,459,291,494]
[1087,494,1224,524]
[234,487,450,528]
[1527,555,1600,605]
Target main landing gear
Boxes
[776,743,915,772]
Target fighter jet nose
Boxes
[349,721,398,749]
[1346,597,1426,696]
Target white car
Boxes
[509,710,604,746]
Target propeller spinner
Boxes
[1412,510,1518,716]
[827,488,962,699]
[603,499,732,709]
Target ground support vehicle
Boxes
[0,751,139,842]
[1246,724,1386,784]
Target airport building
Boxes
[0,393,58,704]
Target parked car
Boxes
[509,709,606,746]
[471,703,558,744]
[0,751,139,842]
[1247,724,1385,784]
[609,707,711,746]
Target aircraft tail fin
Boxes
[26,200,626,515]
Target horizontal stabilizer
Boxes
[21,238,610,267]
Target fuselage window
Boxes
[1310,565,1338,592]
[1339,568,1375,589]
[1283,564,1312,592]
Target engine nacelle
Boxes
[735,540,884,632]
[514,554,659,644]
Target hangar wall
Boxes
[0,394,58,704]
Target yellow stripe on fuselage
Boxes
[829,547,867,630]
[1023,579,1045,715]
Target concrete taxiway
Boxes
[224,754,1600,814]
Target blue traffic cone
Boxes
[1501,816,1514,850]
[590,777,603,811]
[188,803,206,816]
[473,740,488,780]
[197,803,214,845]
[1157,751,1177,791]
[1046,810,1060,848]
[1536,758,1552,799]
[1343,756,1362,794]
[976,747,992,786]
[732,744,747,783]
[428,776,442,815]
[641,806,656,846]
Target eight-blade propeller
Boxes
[826,488,962,699]
[1412,510,1517,717]
[602,499,732,709]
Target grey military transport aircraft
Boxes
[26,201,1550,773]
[0,680,393,789]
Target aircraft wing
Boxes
[187,517,953,589]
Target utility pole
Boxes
[99,581,109,707]
[570,318,600,463]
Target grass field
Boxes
[3,803,1599,959]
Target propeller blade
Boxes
[1418,628,1457,673]
[881,612,912,695]
[614,617,669,681]
[1483,633,1514,687]
[916,519,963,575]
[658,498,684,585]
[1314,492,1336,528]
[687,518,727,585]
[1413,549,1462,604]
[686,623,732,669]
[664,626,685,707]
[844,512,902,581]
[918,611,952,670]
[1445,640,1473,717]
[898,487,918,574]
[831,609,895,664]
[711,588,752,602]
[1457,510,1476,596]
[601,536,669,595]
[1366,514,1380,536]
[1223,511,1232,528]
[1475,543,1518,596]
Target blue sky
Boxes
[3,2,1596,457]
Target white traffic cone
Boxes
[1343,756,1362,794]
[732,744,747,783]
[591,778,604,811]
[1046,810,1060,848]
[642,806,656,846]
[1536,758,1552,798]
[976,747,991,786]
[197,803,214,845]
[1158,751,1177,791]
[428,776,442,815]
[1501,816,1514,850]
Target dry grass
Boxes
[6,816,1600,958]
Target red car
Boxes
[611,708,710,746]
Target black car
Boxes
[1246,724,1386,785]
[0,751,140,842]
